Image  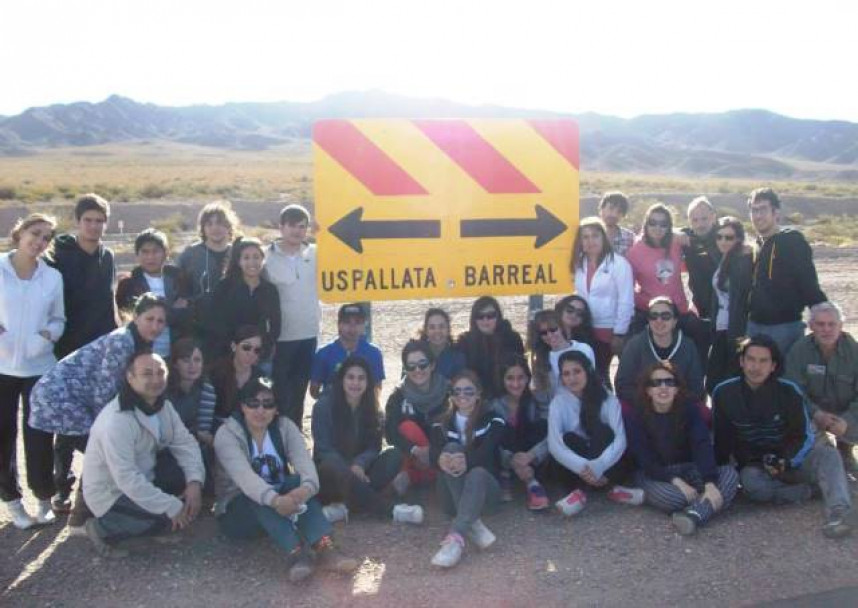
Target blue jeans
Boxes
[94,495,171,542]
[218,474,331,555]
[746,320,805,359]
[272,338,317,428]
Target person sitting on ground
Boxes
[418,308,466,380]
[429,371,506,569]
[554,295,597,350]
[384,340,449,494]
[312,356,423,525]
[309,303,385,398]
[785,301,858,474]
[529,309,595,399]
[214,376,357,583]
[615,296,706,418]
[209,325,264,425]
[549,351,643,517]
[82,351,204,556]
[115,228,192,357]
[626,362,739,535]
[490,355,550,511]
[455,296,525,398]
[713,335,854,538]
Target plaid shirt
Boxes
[610,226,636,257]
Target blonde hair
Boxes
[10,213,57,244]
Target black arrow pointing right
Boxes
[459,205,567,249]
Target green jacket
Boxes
[785,332,858,444]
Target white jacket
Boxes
[0,253,65,377]
[547,387,626,480]
[573,254,634,335]
[264,241,320,342]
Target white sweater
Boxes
[547,387,626,480]
[573,254,634,335]
[0,253,65,377]
[264,242,320,342]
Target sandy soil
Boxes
[2,251,857,607]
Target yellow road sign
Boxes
[314,118,579,302]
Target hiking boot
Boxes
[823,508,853,539]
[4,499,34,530]
[467,519,496,550]
[392,471,410,497]
[85,518,129,558]
[556,489,587,517]
[67,490,93,531]
[671,508,702,536]
[322,502,349,524]
[392,503,424,525]
[431,533,464,568]
[33,500,57,526]
[315,544,359,574]
[51,492,72,515]
[287,548,315,583]
[607,485,645,506]
[526,483,550,511]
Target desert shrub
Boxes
[0,186,17,200]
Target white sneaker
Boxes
[431,533,464,568]
[34,500,57,525]
[392,503,424,525]
[392,471,410,497]
[467,519,496,550]
[607,485,645,506]
[556,489,587,517]
[322,502,349,524]
[5,499,34,530]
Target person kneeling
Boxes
[626,363,738,535]
[82,352,205,556]
[215,377,357,583]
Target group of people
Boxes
[1,187,855,580]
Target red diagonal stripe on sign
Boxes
[528,120,580,170]
[413,120,540,194]
[313,120,428,196]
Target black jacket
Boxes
[682,227,720,319]
[455,320,525,397]
[47,234,117,358]
[204,277,281,360]
[430,408,506,477]
[748,229,826,325]
[115,265,193,339]
[712,376,814,470]
[710,252,753,342]
[384,386,447,454]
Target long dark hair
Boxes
[635,361,689,459]
[225,237,265,283]
[528,309,560,394]
[555,295,596,345]
[418,307,452,345]
[467,296,503,333]
[330,355,381,458]
[440,370,487,445]
[499,354,535,416]
[168,337,205,393]
[641,203,674,257]
[570,216,614,273]
[557,350,606,437]
[715,216,747,292]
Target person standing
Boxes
[747,188,827,356]
[680,197,720,365]
[265,204,320,429]
[598,192,635,257]
[0,214,65,528]
[46,193,118,514]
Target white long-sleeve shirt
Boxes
[548,387,626,479]
[573,254,634,335]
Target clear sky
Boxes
[3,0,857,122]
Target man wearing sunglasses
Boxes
[309,303,385,399]
[82,351,205,556]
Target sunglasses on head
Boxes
[243,397,276,410]
[240,344,263,354]
[716,233,736,242]
[404,360,431,372]
[476,311,498,321]
[646,219,670,229]
[539,326,560,337]
[648,311,675,321]
[648,377,678,388]
[451,386,477,398]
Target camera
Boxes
[762,454,785,470]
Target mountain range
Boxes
[2,91,857,180]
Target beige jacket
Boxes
[213,415,319,515]
[82,397,205,518]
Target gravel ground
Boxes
[2,251,858,607]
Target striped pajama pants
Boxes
[635,463,739,525]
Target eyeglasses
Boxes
[539,326,560,337]
[243,398,277,410]
[240,344,263,354]
[716,233,736,242]
[476,311,498,321]
[451,387,477,398]
[647,377,678,388]
[648,311,675,321]
[646,220,670,229]
[404,360,431,372]
[564,306,585,317]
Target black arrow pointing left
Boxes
[329,207,442,253]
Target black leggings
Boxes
[555,422,630,489]
[316,448,403,518]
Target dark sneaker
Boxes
[85,519,129,558]
[316,545,359,574]
[51,492,72,515]
[287,549,315,583]
[823,509,853,539]
[671,508,701,536]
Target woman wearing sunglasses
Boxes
[554,295,596,349]
[429,371,506,568]
[418,308,466,380]
[706,217,752,393]
[215,377,358,583]
[209,325,264,424]
[455,296,524,398]
[385,340,449,495]
[312,355,424,525]
[626,363,738,535]
[549,351,642,518]
[529,309,595,399]
[570,217,633,387]
[614,297,705,419]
